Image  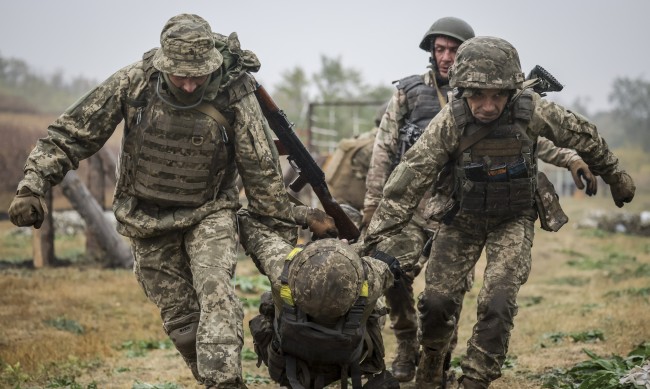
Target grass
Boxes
[1,193,649,388]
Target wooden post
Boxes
[32,190,54,268]
[60,170,133,268]
[86,154,106,260]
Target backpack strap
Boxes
[194,102,235,144]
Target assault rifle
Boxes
[526,65,563,96]
[391,120,423,173]
[254,83,361,241]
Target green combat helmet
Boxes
[287,239,365,321]
[419,16,475,51]
[153,13,223,77]
[448,36,525,90]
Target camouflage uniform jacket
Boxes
[365,92,621,247]
[364,70,443,227]
[17,34,296,239]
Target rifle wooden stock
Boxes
[254,83,361,241]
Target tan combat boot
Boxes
[391,337,419,382]
[415,350,446,389]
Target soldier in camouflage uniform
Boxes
[239,210,400,389]
[363,36,635,388]
[7,14,335,389]
[362,18,477,382]
[362,17,597,385]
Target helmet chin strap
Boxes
[156,74,206,110]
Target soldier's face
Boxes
[432,36,461,79]
[168,74,210,93]
[466,89,510,123]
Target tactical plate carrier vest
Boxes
[119,50,236,208]
[397,74,449,129]
[451,90,537,216]
[271,248,369,389]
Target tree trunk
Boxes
[60,170,133,268]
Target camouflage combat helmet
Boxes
[419,16,475,51]
[449,36,525,90]
[287,239,365,320]
[153,14,223,77]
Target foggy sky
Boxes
[1,0,648,113]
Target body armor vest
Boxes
[451,90,537,216]
[273,250,369,389]
[121,74,234,208]
[398,74,450,129]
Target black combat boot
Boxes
[458,376,488,389]
[391,336,419,382]
[363,370,401,389]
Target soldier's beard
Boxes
[161,73,210,107]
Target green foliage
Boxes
[610,263,650,282]
[119,339,173,358]
[45,375,97,389]
[539,342,650,389]
[518,295,544,307]
[44,317,85,335]
[240,296,261,310]
[609,76,650,149]
[244,372,271,384]
[2,362,30,386]
[548,277,589,286]
[234,275,271,294]
[241,347,257,361]
[0,53,98,114]
[132,382,182,389]
[604,287,650,299]
[567,252,636,271]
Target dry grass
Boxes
[1,193,649,388]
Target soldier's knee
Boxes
[164,312,200,361]
[417,291,459,345]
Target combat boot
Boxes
[363,370,401,389]
[415,349,446,389]
[391,337,419,382]
[458,376,488,389]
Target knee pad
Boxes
[165,312,200,361]
[417,291,459,349]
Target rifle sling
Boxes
[451,123,494,161]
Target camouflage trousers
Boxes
[376,220,429,341]
[418,212,535,385]
[131,208,245,387]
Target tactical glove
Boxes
[568,159,597,196]
[8,187,47,228]
[306,207,338,239]
[604,171,635,208]
[373,250,403,284]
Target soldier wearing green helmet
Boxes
[363,36,635,388]
[7,13,336,389]
[361,16,476,384]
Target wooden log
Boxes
[86,154,106,260]
[32,190,54,268]
[60,170,133,268]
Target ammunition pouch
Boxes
[534,171,568,232]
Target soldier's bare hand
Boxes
[306,208,339,239]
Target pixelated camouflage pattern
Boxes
[152,14,223,77]
[16,24,294,387]
[288,238,366,319]
[365,92,623,249]
[537,136,580,167]
[418,212,535,383]
[132,209,245,386]
[363,70,436,227]
[18,61,295,241]
[449,36,525,90]
[365,87,625,386]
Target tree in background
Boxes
[609,76,650,150]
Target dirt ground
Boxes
[1,195,649,389]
